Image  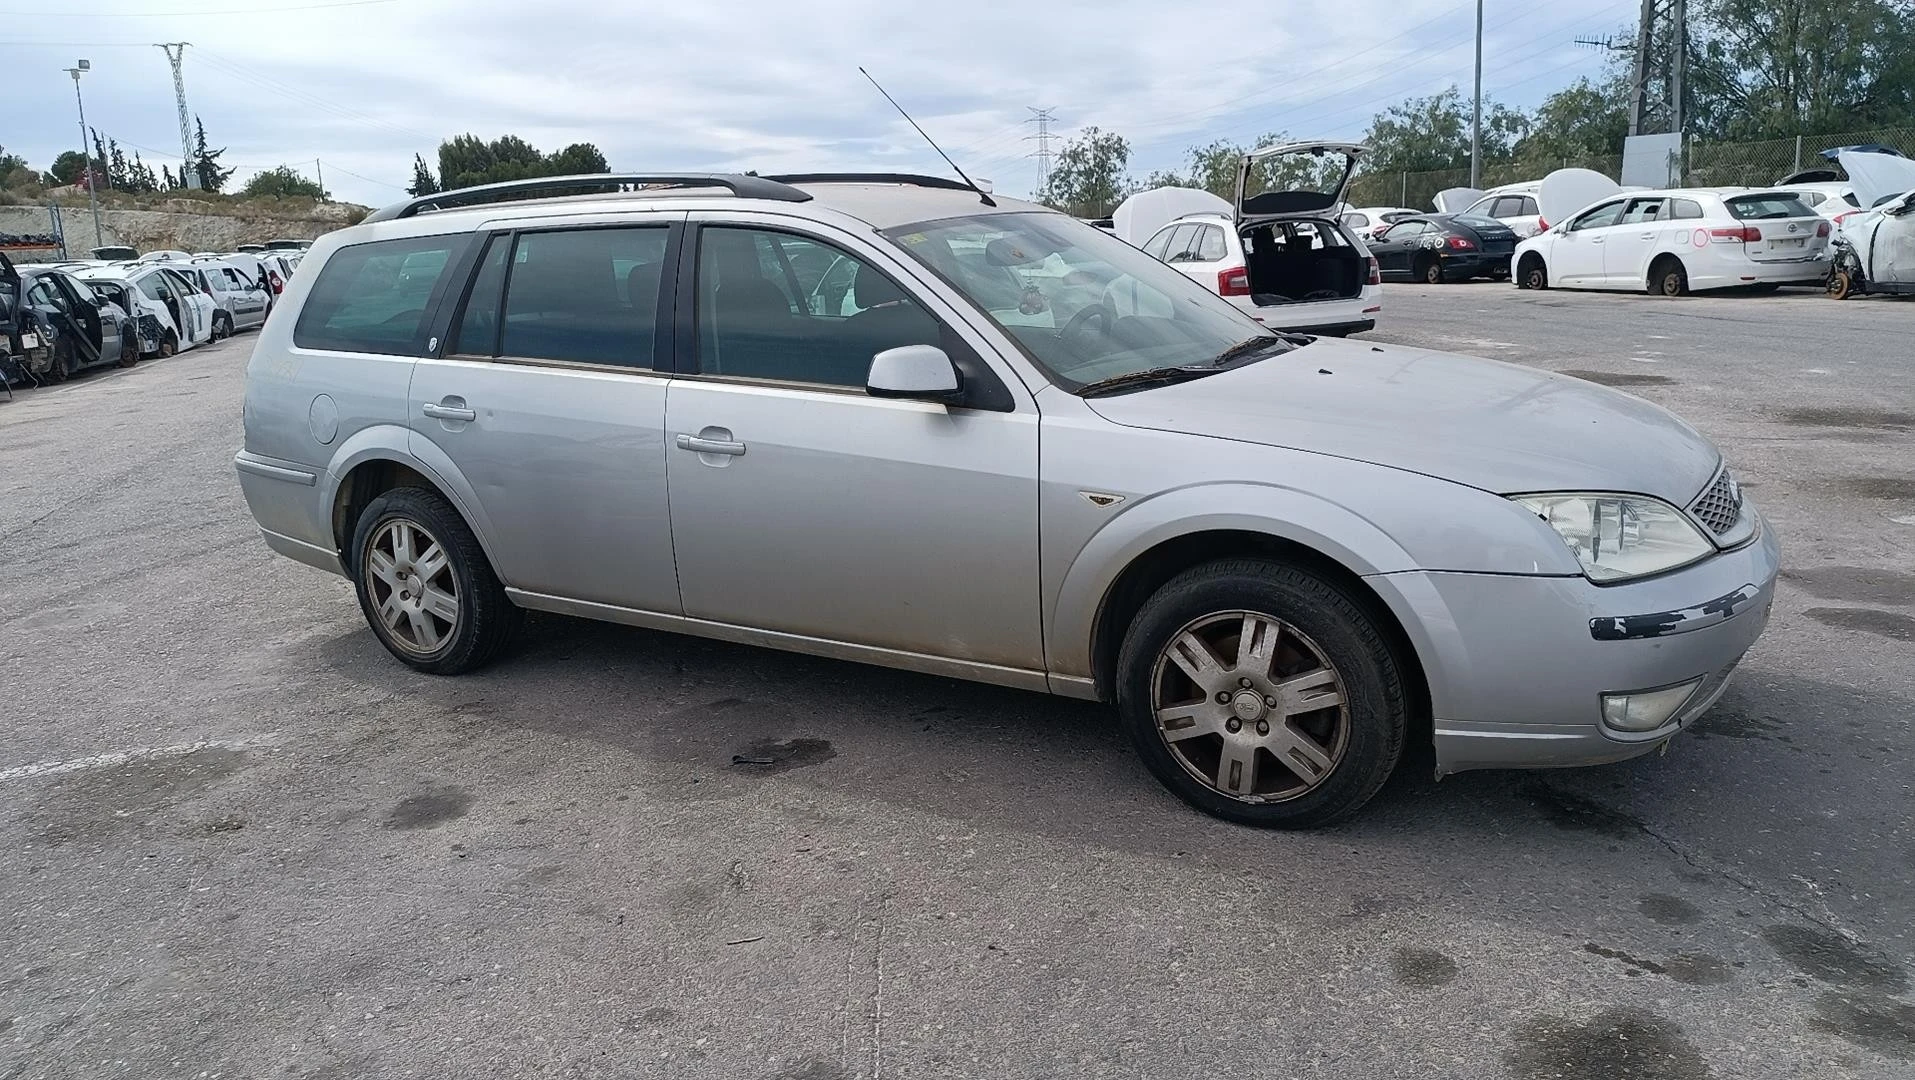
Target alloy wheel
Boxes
[1150,611,1350,802]
[365,518,460,655]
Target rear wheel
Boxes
[212,313,232,341]
[158,331,178,358]
[116,330,140,368]
[1417,256,1444,285]
[42,345,70,384]
[1518,255,1548,290]
[1115,558,1407,828]
[350,487,521,674]
[1650,257,1689,297]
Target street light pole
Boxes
[1470,0,1483,190]
[65,60,106,252]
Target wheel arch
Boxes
[1647,251,1687,292]
[323,433,505,578]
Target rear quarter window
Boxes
[293,235,468,355]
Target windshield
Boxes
[881,211,1276,391]
[1726,193,1817,220]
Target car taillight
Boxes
[1218,266,1250,296]
[1535,217,1547,231]
[1366,256,1381,285]
[1816,220,1831,237]
[1447,235,1475,250]
[1832,211,1855,225]
[1709,226,1762,243]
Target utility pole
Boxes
[64,60,105,249]
[1470,0,1483,189]
[1025,107,1058,199]
[156,43,198,188]
[1625,0,1686,136]
[314,158,325,199]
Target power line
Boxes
[0,0,395,15]
[318,160,405,190]
[191,46,434,142]
[1025,107,1057,196]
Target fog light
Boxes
[1600,679,1704,732]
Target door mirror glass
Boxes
[867,344,961,403]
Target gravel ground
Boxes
[2,282,1911,1079]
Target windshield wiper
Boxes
[1210,334,1299,367]
[1076,365,1222,398]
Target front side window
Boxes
[136,274,168,301]
[696,226,940,388]
[1142,226,1178,261]
[293,234,467,355]
[495,226,667,367]
[1381,221,1428,241]
[884,211,1277,392]
[1570,202,1627,231]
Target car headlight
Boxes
[1511,493,1714,582]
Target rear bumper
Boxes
[1441,252,1513,277]
[1691,254,1830,289]
[235,450,343,576]
[1369,508,1780,775]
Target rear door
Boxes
[1723,192,1829,263]
[1370,220,1430,276]
[1601,195,1672,285]
[406,216,682,613]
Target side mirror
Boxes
[867,344,962,404]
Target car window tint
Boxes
[1196,225,1228,262]
[1491,196,1525,218]
[292,234,465,356]
[1382,221,1426,241]
[1163,224,1202,263]
[696,226,939,388]
[452,234,511,356]
[64,276,97,305]
[1142,226,1177,260]
[1520,196,1540,215]
[1796,191,1827,207]
[1725,193,1817,220]
[136,274,168,300]
[1571,202,1627,230]
[1671,198,1704,220]
[1842,192,1861,207]
[500,226,668,368]
[1623,197,1667,223]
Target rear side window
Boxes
[498,227,669,368]
[1196,225,1228,262]
[294,235,466,355]
[1842,192,1861,207]
[1725,193,1816,220]
[1342,212,1370,229]
[1491,196,1529,218]
[1796,191,1827,207]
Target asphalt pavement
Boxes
[2,282,1911,1079]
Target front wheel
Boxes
[1518,256,1548,290]
[1115,558,1407,828]
[158,331,178,358]
[116,328,140,368]
[350,487,521,674]
[211,313,232,341]
[1828,268,1858,300]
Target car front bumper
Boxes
[1372,508,1780,775]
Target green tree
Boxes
[192,116,233,192]
[90,129,111,190]
[544,142,610,176]
[240,165,328,199]
[0,146,33,188]
[406,153,440,196]
[161,164,178,190]
[107,139,130,190]
[1515,75,1630,163]
[45,150,90,186]
[1689,0,1915,137]
[1040,126,1131,216]
[434,133,613,192]
[1361,87,1526,174]
[128,152,159,194]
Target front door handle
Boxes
[1640,232,1657,239]
[423,400,477,422]
[675,433,747,456]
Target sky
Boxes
[0,0,1638,209]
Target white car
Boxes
[1340,206,1419,240]
[75,263,220,355]
[188,258,272,333]
[1438,181,1545,237]
[1514,187,1830,295]
[1134,142,1383,335]
[1775,182,1864,222]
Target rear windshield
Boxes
[1725,194,1816,220]
[293,235,469,355]
[1454,215,1511,231]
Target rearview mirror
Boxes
[867,345,962,404]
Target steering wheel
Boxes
[1059,303,1110,354]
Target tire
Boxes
[1114,558,1407,829]
[43,341,70,384]
[212,313,232,341]
[350,487,521,675]
[1518,255,1548,290]
[116,328,140,368]
[1828,268,1857,300]
[1650,258,1689,297]
[158,331,178,358]
[1417,256,1444,285]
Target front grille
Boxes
[1689,468,1744,536]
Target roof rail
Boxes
[762,173,978,193]
[361,173,813,223]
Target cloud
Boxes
[0,0,1630,207]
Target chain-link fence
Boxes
[1344,127,1915,211]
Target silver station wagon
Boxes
[236,172,1778,827]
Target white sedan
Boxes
[1514,188,1829,296]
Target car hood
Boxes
[1084,339,1721,502]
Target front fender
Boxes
[1046,481,1421,679]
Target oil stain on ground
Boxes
[1840,476,1915,501]
[731,738,836,774]
[386,785,474,830]
[774,1057,852,1080]
[1505,1007,1709,1080]
[31,747,249,847]
[1812,993,1915,1059]
[1804,608,1915,641]
[1524,785,1643,839]
[1390,947,1458,988]
[1761,925,1907,991]
[1561,370,1676,387]
[1638,894,1703,925]
[1780,407,1915,431]
[1687,709,1785,741]
[1781,566,1915,605]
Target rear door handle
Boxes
[675,433,747,456]
[1640,232,1657,239]
[422,401,477,422]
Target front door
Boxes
[665,218,1043,670]
[1553,200,1628,285]
[407,221,681,612]
[1369,220,1430,277]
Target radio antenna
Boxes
[859,66,996,207]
